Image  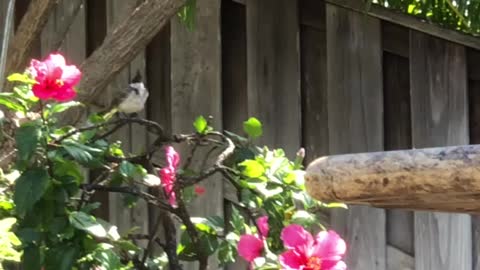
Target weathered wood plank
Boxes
[468,49,480,270]
[171,0,222,268]
[0,0,15,88]
[387,245,414,270]
[85,0,106,56]
[301,24,328,163]
[325,4,385,270]
[409,30,471,270]
[222,1,247,269]
[382,21,409,58]
[246,0,301,158]
[326,0,480,51]
[383,52,413,257]
[300,0,325,30]
[106,0,133,234]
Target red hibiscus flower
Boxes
[194,185,206,195]
[159,146,180,207]
[279,225,346,270]
[29,53,81,101]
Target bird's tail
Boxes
[102,107,118,120]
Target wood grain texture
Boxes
[221,2,247,269]
[0,0,15,88]
[326,5,385,270]
[300,24,328,163]
[387,245,414,270]
[383,52,413,256]
[382,21,409,58]
[468,49,480,270]
[246,0,301,158]
[171,0,222,268]
[106,0,133,234]
[409,30,472,270]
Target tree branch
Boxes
[76,0,186,108]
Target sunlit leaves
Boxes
[243,117,263,138]
[69,211,120,241]
[0,218,21,263]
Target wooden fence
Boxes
[3,0,480,269]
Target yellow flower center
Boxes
[55,79,64,87]
[306,256,322,270]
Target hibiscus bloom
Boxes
[159,146,180,206]
[237,215,269,262]
[279,225,346,270]
[29,53,81,101]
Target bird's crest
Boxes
[131,70,142,83]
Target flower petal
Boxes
[45,53,66,69]
[237,234,264,262]
[194,185,206,195]
[281,224,314,251]
[61,65,82,86]
[165,146,180,169]
[312,230,346,260]
[256,216,269,238]
[322,260,347,270]
[279,250,305,270]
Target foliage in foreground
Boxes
[0,53,347,270]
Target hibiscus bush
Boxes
[0,53,348,270]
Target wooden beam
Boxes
[327,0,480,51]
[305,144,480,214]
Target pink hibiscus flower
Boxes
[237,215,269,262]
[279,225,346,270]
[29,53,81,101]
[159,146,180,207]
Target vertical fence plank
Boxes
[106,0,133,234]
[382,23,414,263]
[410,30,472,270]
[468,48,480,270]
[300,22,328,162]
[326,5,386,270]
[246,0,301,157]
[171,0,222,268]
[222,1,247,269]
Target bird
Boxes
[104,71,149,119]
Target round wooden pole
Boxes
[304,144,480,213]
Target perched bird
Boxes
[104,71,149,118]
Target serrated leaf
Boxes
[240,160,265,178]
[243,117,263,138]
[15,122,41,162]
[193,115,208,134]
[14,168,49,216]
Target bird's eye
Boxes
[129,86,139,95]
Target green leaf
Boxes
[243,117,263,138]
[15,122,41,162]
[92,243,123,270]
[62,141,102,165]
[291,210,316,227]
[193,115,208,134]
[22,245,41,270]
[7,73,36,84]
[0,94,26,112]
[69,211,120,240]
[217,241,236,266]
[322,202,348,209]
[177,0,196,30]
[14,168,49,216]
[119,161,137,178]
[48,101,83,115]
[45,244,79,270]
[240,160,265,178]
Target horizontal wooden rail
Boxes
[305,144,480,214]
